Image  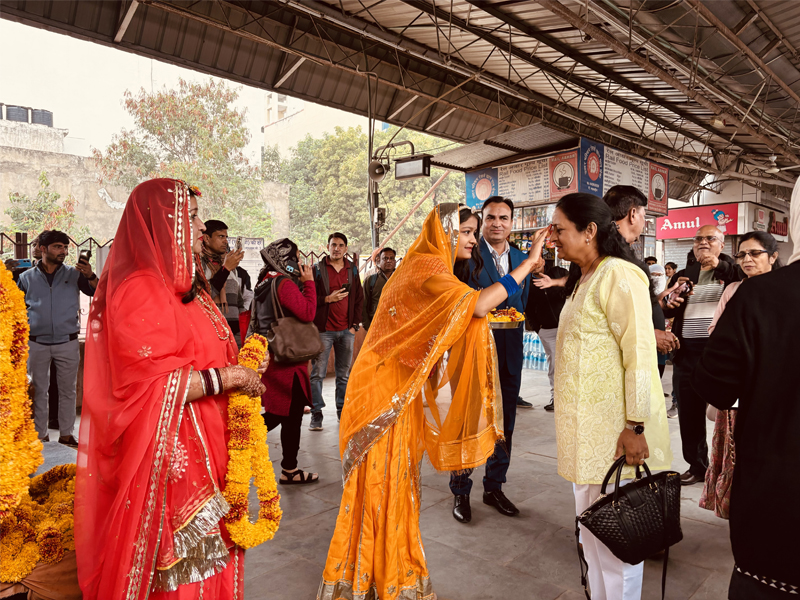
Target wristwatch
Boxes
[626,422,645,435]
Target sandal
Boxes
[279,469,319,485]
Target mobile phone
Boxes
[79,249,92,264]
[341,283,351,293]
[665,282,688,304]
[15,259,32,269]
[235,237,243,252]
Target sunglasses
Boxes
[734,250,769,260]
[693,235,721,244]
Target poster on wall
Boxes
[648,163,669,214]
[549,150,579,200]
[579,138,604,196]
[465,168,499,208]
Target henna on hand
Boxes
[220,365,266,397]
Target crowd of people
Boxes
[5,176,798,600]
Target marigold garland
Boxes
[0,263,76,584]
[223,334,282,548]
[0,262,42,519]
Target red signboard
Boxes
[549,150,579,200]
[648,163,668,215]
[656,203,740,240]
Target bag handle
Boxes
[270,277,286,320]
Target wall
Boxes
[0,144,129,240]
[1,143,290,243]
[0,119,67,153]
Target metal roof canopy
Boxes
[2,0,798,202]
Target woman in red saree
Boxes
[75,179,265,600]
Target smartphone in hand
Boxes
[341,283,351,293]
[79,249,92,264]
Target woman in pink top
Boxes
[701,231,781,519]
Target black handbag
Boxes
[266,279,324,364]
[575,456,683,599]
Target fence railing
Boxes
[1,232,113,260]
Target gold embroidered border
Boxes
[317,575,434,600]
[125,367,187,600]
[341,290,475,483]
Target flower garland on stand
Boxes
[0,263,76,584]
[223,334,282,548]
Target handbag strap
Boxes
[575,517,591,600]
[270,277,286,320]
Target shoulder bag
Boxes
[575,456,682,599]
[267,279,324,364]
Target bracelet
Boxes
[498,274,520,297]
[200,370,214,396]
[198,371,208,396]
[213,368,223,395]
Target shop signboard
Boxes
[656,203,740,240]
[749,203,789,241]
[464,137,669,212]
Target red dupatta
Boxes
[76,179,243,600]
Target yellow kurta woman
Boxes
[550,193,671,600]
[317,204,547,600]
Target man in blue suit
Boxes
[451,196,532,523]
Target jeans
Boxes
[28,339,80,438]
[310,329,355,421]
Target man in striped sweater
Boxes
[664,225,742,485]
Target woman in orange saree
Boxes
[75,179,266,600]
[318,204,547,600]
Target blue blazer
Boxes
[468,238,530,313]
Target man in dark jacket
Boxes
[309,232,364,430]
[526,265,568,411]
[362,247,396,330]
[664,225,743,486]
[450,197,531,524]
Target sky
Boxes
[0,19,267,160]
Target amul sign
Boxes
[656,203,741,240]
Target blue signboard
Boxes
[579,138,604,196]
[465,167,499,208]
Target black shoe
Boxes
[516,397,533,409]
[680,470,703,486]
[452,494,471,523]
[58,435,79,449]
[483,490,519,517]
[39,434,50,443]
[308,416,323,431]
[543,400,554,412]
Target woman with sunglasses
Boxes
[700,231,781,520]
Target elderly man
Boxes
[664,225,742,485]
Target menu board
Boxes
[497,157,550,204]
[465,137,669,214]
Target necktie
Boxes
[493,252,505,278]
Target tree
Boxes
[278,125,464,256]
[92,78,271,237]
[4,171,90,243]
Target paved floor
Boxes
[40,365,733,599]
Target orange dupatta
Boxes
[318,203,502,600]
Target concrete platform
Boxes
[41,365,733,599]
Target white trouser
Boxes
[538,327,558,402]
[574,481,644,600]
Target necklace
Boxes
[572,255,603,298]
[195,291,231,341]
